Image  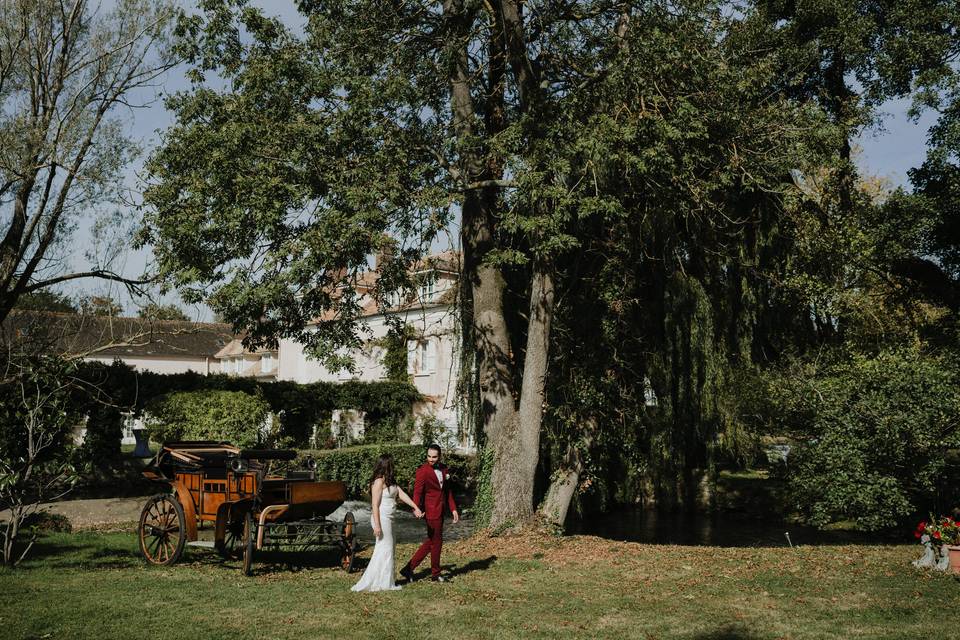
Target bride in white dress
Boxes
[352,454,422,592]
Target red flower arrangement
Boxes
[916,516,960,546]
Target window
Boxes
[407,338,436,375]
[421,339,436,374]
[234,357,243,374]
[387,290,404,308]
[261,353,273,373]
[406,340,417,374]
[418,272,436,301]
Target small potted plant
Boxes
[916,516,960,573]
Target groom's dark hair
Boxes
[427,443,442,455]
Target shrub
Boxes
[414,415,458,450]
[144,390,270,448]
[760,349,960,531]
[0,355,80,566]
[296,444,474,499]
[22,511,72,534]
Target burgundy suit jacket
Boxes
[412,462,457,520]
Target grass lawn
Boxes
[1,529,957,639]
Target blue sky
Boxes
[72,2,942,321]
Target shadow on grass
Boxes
[246,547,358,576]
[15,535,140,570]
[447,555,496,578]
[693,625,761,640]
[403,555,497,582]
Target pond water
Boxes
[566,508,893,547]
[332,502,898,548]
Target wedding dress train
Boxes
[351,484,401,592]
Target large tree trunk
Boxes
[445,0,525,527]
[538,416,595,529]
[445,0,561,529]
[490,263,554,525]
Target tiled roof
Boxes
[310,251,460,324]
[2,311,235,359]
[214,338,277,359]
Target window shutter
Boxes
[407,340,417,374]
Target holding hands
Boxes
[413,506,424,519]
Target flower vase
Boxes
[945,545,960,574]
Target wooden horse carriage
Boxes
[138,441,356,575]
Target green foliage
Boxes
[141,0,960,528]
[415,415,458,451]
[73,361,421,450]
[0,357,80,470]
[136,303,190,321]
[78,296,123,318]
[13,291,77,313]
[381,325,415,383]
[0,355,81,566]
[0,0,176,325]
[470,447,495,528]
[753,349,960,531]
[22,511,72,534]
[144,390,270,448]
[296,444,473,500]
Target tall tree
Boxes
[0,0,177,326]
[13,290,76,313]
[143,0,826,527]
[143,0,622,527]
[137,302,189,321]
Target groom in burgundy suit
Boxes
[400,443,459,582]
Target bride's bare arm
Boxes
[371,478,383,538]
[397,486,423,517]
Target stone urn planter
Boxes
[132,428,153,458]
[945,545,960,574]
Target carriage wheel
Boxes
[242,511,256,576]
[138,494,186,566]
[216,512,245,560]
[340,511,356,572]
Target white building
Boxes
[278,251,473,451]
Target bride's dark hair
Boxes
[369,454,396,490]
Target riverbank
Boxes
[2,529,955,639]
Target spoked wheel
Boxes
[216,513,245,560]
[242,511,256,576]
[138,494,186,566]
[340,511,356,572]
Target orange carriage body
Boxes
[137,441,355,574]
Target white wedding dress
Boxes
[351,484,401,592]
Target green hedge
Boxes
[296,444,474,500]
[145,390,270,448]
[73,361,422,458]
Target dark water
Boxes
[566,508,891,547]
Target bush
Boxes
[760,349,960,531]
[144,390,270,448]
[76,362,422,449]
[296,444,474,499]
[0,355,80,566]
[22,511,72,534]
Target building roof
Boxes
[2,311,235,360]
[215,337,277,359]
[311,251,460,324]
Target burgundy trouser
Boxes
[407,517,444,577]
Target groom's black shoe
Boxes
[399,565,415,583]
